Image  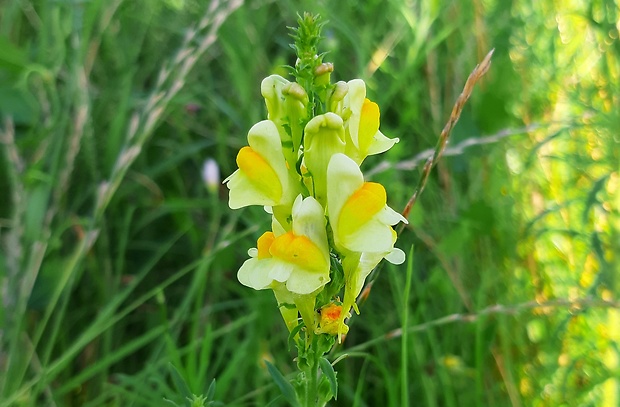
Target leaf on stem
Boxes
[265,360,301,407]
[319,357,338,400]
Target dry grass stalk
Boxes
[366,122,552,177]
[344,297,620,354]
[95,0,243,220]
[400,48,495,224]
[0,118,25,309]
[344,50,495,342]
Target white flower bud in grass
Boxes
[202,158,220,194]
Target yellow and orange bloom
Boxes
[228,69,407,344]
[327,153,407,254]
[341,79,400,165]
[326,153,407,338]
[236,195,330,295]
[224,120,299,209]
[315,302,349,336]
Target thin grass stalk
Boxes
[0,118,25,395]
[1,20,93,394]
[0,118,24,311]
[355,49,495,313]
[95,0,242,221]
[341,297,620,354]
[0,230,191,406]
[399,48,495,224]
[400,247,414,407]
[365,121,581,178]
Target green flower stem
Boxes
[299,350,321,407]
[296,332,335,406]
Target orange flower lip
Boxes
[256,232,275,260]
[270,231,328,273]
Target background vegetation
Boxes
[0,0,618,405]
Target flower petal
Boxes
[340,218,396,253]
[338,182,386,239]
[285,267,330,295]
[326,153,365,248]
[261,75,290,124]
[225,120,294,209]
[236,146,282,202]
[290,195,330,257]
[257,231,275,259]
[385,247,406,265]
[327,154,401,253]
[237,258,274,290]
[366,129,399,156]
[270,232,327,273]
[377,205,408,226]
[358,99,380,154]
[344,79,366,148]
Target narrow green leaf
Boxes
[287,321,304,351]
[264,361,300,407]
[319,357,338,400]
[206,379,216,401]
[168,363,193,402]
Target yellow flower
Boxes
[224,120,298,209]
[315,303,349,336]
[326,153,407,339]
[327,153,407,254]
[341,79,400,165]
[237,195,330,295]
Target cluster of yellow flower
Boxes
[225,74,407,339]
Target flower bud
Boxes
[314,62,334,86]
[202,158,220,194]
[304,113,345,206]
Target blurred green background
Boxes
[0,0,618,406]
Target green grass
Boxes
[1,0,618,406]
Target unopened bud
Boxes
[328,81,348,113]
[282,82,309,103]
[314,62,334,86]
[202,158,220,193]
